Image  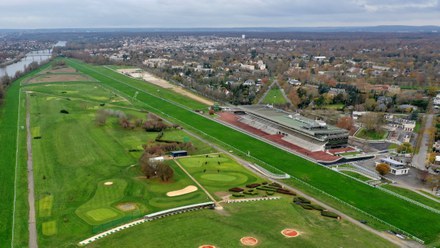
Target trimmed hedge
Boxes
[300,204,314,210]
[232,193,245,197]
[246,183,261,188]
[229,187,244,192]
[310,204,325,211]
[321,211,341,219]
[293,197,311,204]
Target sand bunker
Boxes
[117,69,213,106]
[104,182,114,186]
[198,245,216,248]
[166,185,198,197]
[116,202,137,212]
[281,229,300,238]
[240,237,258,246]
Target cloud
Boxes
[0,0,438,28]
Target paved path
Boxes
[412,114,433,170]
[173,159,220,207]
[25,93,38,248]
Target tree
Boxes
[140,153,156,179]
[156,163,174,182]
[376,163,391,176]
[364,98,377,111]
[336,116,354,131]
[360,113,382,131]
[397,142,413,154]
[288,89,301,108]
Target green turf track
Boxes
[66,59,440,244]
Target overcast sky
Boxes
[0,0,439,28]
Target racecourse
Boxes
[66,59,440,244]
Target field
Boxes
[177,154,264,200]
[261,86,288,105]
[23,82,213,246]
[87,198,395,248]
[64,59,440,244]
[355,128,388,140]
[24,64,95,84]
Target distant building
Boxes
[243,80,255,86]
[288,79,301,86]
[171,150,188,158]
[385,114,416,132]
[313,56,326,62]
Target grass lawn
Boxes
[340,171,372,182]
[25,86,210,246]
[66,59,440,244]
[355,128,388,140]
[178,154,264,200]
[261,86,288,105]
[89,198,395,248]
[381,185,440,210]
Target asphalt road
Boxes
[412,114,433,170]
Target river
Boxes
[0,41,67,78]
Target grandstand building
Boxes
[237,105,349,151]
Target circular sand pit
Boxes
[104,181,114,186]
[116,202,137,212]
[198,245,216,248]
[281,229,300,238]
[240,237,258,246]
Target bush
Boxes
[267,191,274,196]
[261,182,268,185]
[229,187,244,192]
[60,109,69,114]
[321,211,341,219]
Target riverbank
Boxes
[0,54,26,68]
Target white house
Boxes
[378,158,410,175]
[149,156,165,163]
[313,56,326,62]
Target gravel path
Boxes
[26,93,38,248]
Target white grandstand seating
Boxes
[282,135,325,152]
[238,114,326,151]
